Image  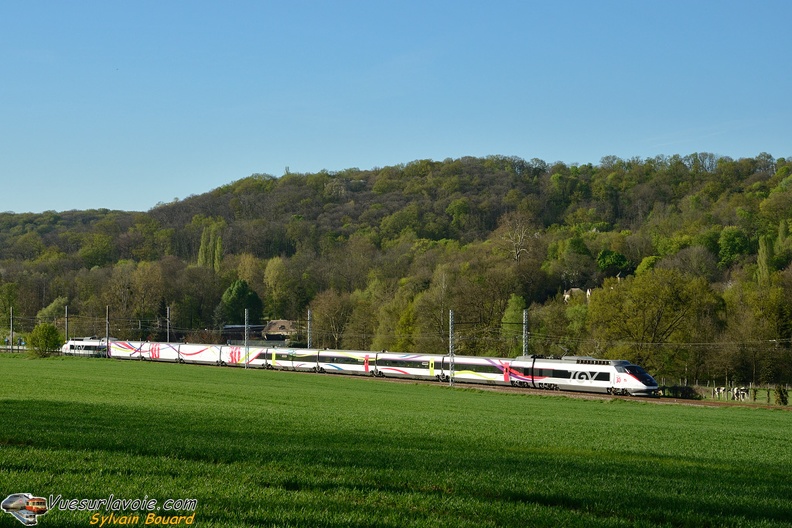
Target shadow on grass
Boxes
[2,399,791,527]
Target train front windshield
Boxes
[625,365,657,386]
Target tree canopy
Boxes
[29,323,63,357]
[218,280,263,326]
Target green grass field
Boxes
[1,355,790,527]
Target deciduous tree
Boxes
[587,268,720,377]
[29,323,62,357]
[217,280,263,326]
[309,289,353,349]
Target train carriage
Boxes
[374,353,444,380]
[444,356,511,386]
[25,497,47,514]
[220,345,270,368]
[269,349,319,372]
[175,343,223,365]
[243,346,271,368]
[135,341,181,362]
[108,341,138,359]
[14,509,37,526]
[317,350,373,376]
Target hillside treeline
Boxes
[2,152,792,385]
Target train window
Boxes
[534,368,556,378]
[594,372,610,381]
[379,359,404,368]
[295,354,317,361]
[379,358,427,369]
[329,356,361,364]
[625,365,656,385]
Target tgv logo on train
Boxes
[62,339,660,397]
[571,370,601,381]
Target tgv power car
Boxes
[61,337,111,357]
[509,355,659,396]
[89,340,660,396]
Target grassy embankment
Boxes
[1,355,790,527]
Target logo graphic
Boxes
[2,494,49,525]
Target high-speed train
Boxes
[61,339,659,396]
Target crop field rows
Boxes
[1,355,791,527]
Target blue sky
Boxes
[2,1,790,213]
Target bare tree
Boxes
[499,211,537,263]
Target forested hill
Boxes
[2,152,792,385]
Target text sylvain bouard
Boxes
[90,512,195,526]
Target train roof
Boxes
[514,355,630,366]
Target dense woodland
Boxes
[3,152,792,385]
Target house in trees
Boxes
[263,320,298,345]
[563,288,591,303]
[221,324,267,344]
[221,320,299,346]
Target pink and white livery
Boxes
[61,339,659,396]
